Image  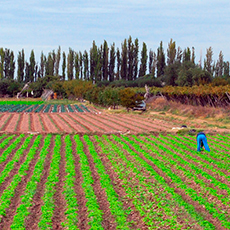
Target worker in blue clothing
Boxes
[196,132,210,152]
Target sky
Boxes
[1,0,230,65]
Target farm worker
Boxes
[196,132,210,152]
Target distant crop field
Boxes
[0,133,229,229]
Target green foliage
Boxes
[120,88,143,111]
[0,79,22,97]
[98,87,120,108]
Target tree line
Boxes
[0,37,230,87]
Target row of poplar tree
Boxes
[0,36,229,84]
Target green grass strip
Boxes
[10,135,52,229]
[74,135,103,229]
[38,135,61,229]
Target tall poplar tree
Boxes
[116,48,121,80]
[4,49,11,78]
[139,42,148,77]
[83,50,89,80]
[157,41,165,78]
[67,48,74,80]
[204,46,213,75]
[133,38,139,80]
[74,52,80,80]
[39,52,45,78]
[55,46,61,76]
[62,51,66,80]
[9,51,15,80]
[121,39,128,80]
[149,49,153,75]
[0,48,4,79]
[29,50,35,81]
[109,43,116,82]
[167,39,176,65]
[17,49,25,82]
[127,36,134,81]
[102,40,109,81]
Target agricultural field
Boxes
[0,133,229,229]
[0,103,90,113]
[0,111,178,134]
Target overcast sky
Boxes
[1,0,230,64]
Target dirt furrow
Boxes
[71,135,89,230]
[0,114,11,129]
[59,113,93,133]
[1,114,14,131]
[90,136,150,229]
[4,113,20,133]
[25,136,55,229]
[80,136,116,229]
[134,136,230,216]
[0,135,34,197]
[18,113,29,132]
[67,113,91,132]
[85,113,127,133]
[118,135,226,229]
[98,114,144,133]
[70,113,105,132]
[49,114,73,133]
[0,135,26,174]
[32,113,44,133]
[0,136,45,229]
[52,135,67,229]
[39,114,59,133]
[104,135,204,229]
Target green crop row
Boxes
[74,135,103,229]
[11,135,52,229]
[134,135,230,219]
[61,135,79,230]
[85,135,130,229]
[112,134,216,229]
[167,135,230,183]
[38,135,61,229]
[0,135,32,187]
[0,134,24,164]
[0,135,15,150]
[148,135,230,197]
[122,135,229,229]
[0,101,43,105]
[0,135,42,221]
[95,135,187,229]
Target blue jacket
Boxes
[196,132,210,152]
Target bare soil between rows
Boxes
[0,111,229,135]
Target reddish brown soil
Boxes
[4,113,20,132]
[80,136,117,229]
[52,136,67,229]
[39,113,59,133]
[18,113,29,132]
[70,136,90,229]
[25,136,55,229]
[58,113,87,133]
[31,113,44,133]
[0,111,229,134]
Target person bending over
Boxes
[196,132,210,152]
